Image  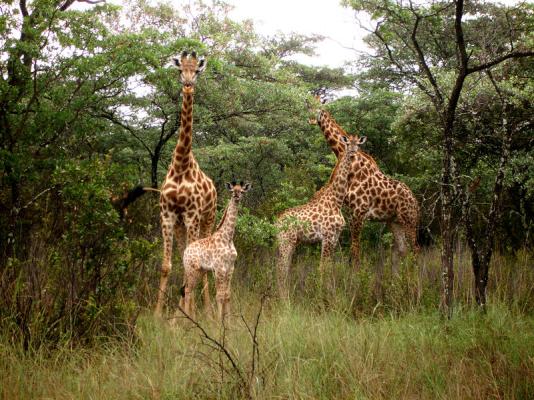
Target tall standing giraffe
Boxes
[276,135,365,298]
[155,51,218,316]
[180,181,251,321]
[311,105,420,269]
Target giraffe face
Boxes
[341,135,366,157]
[173,51,206,91]
[305,95,322,125]
[225,181,252,201]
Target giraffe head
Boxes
[173,51,206,93]
[341,135,367,158]
[306,95,323,125]
[225,181,252,202]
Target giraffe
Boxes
[180,181,251,320]
[275,135,365,298]
[310,104,420,270]
[155,51,218,316]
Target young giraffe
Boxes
[311,106,420,269]
[155,51,218,316]
[276,135,365,298]
[180,181,251,320]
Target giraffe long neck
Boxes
[329,148,354,208]
[318,110,346,159]
[217,197,239,243]
[173,89,194,167]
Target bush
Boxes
[0,158,157,349]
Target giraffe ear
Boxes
[242,183,252,192]
[173,58,182,70]
[341,135,349,144]
[225,182,233,191]
[197,58,206,73]
[358,136,367,145]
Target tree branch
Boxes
[467,51,534,74]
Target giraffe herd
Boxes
[155,51,420,320]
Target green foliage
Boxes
[1,0,533,351]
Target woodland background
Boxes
[0,0,533,398]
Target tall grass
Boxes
[1,247,533,399]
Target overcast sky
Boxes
[226,0,366,68]
[225,0,521,69]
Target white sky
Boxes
[91,0,523,70]
[226,0,366,68]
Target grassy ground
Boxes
[2,248,534,399]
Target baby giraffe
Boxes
[276,135,365,298]
[180,181,251,320]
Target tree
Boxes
[344,0,534,316]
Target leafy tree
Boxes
[345,0,533,314]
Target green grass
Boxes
[2,301,534,399]
[2,248,534,399]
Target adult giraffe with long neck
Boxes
[310,101,420,269]
[155,51,217,316]
[276,135,365,298]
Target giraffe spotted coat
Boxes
[276,135,365,298]
[180,182,251,320]
[315,108,420,269]
[155,51,217,316]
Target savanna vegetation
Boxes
[0,0,533,398]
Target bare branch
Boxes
[467,51,534,74]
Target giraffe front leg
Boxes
[320,235,339,294]
[389,222,407,274]
[276,234,296,300]
[319,237,337,274]
[155,213,176,316]
[183,267,202,320]
[215,266,234,322]
[349,214,364,270]
[186,215,212,312]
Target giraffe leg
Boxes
[320,235,339,293]
[155,212,176,316]
[174,222,187,259]
[389,222,407,274]
[276,234,296,300]
[215,265,234,321]
[185,215,212,312]
[319,236,338,275]
[183,267,202,319]
[349,214,364,270]
[405,222,420,255]
[200,212,216,313]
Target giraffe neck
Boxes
[173,89,194,168]
[329,148,353,208]
[318,110,346,159]
[216,197,239,243]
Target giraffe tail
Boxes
[180,285,186,297]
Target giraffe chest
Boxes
[160,173,215,212]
